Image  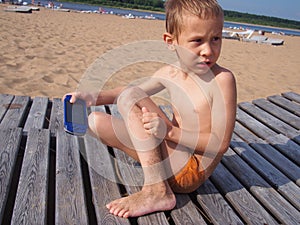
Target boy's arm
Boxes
[65,86,126,106]
[166,71,237,157]
[137,77,165,96]
[96,77,164,105]
[96,86,126,105]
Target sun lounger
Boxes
[4,6,32,13]
[242,35,284,46]
[262,38,284,46]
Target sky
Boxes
[217,0,300,22]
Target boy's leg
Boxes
[105,87,177,218]
[88,111,139,161]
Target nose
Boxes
[200,42,213,57]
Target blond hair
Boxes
[165,0,224,38]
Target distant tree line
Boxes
[66,0,300,30]
[69,0,166,12]
[224,10,300,30]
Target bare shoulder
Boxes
[212,64,236,85]
[212,64,237,103]
[153,64,178,79]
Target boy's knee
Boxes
[117,86,148,115]
[88,111,107,136]
[88,112,98,134]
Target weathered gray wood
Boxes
[268,95,300,116]
[253,98,300,129]
[196,179,244,225]
[234,122,300,186]
[0,94,14,123]
[283,92,300,104]
[171,194,207,225]
[84,133,131,225]
[23,97,49,133]
[236,107,277,138]
[267,134,300,166]
[11,129,50,225]
[239,102,300,144]
[108,105,170,224]
[222,148,300,224]
[137,214,170,225]
[55,130,88,224]
[2,91,300,225]
[0,128,23,222]
[211,163,278,225]
[49,98,63,136]
[0,95,30,129]
[236,108,300,166]
[231,133,300,210]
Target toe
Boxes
[118,208,128,218]
[123,211,130,218]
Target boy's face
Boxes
[170,14,223,75]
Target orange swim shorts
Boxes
[168,155,205,193]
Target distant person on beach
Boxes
[65,0,236,218]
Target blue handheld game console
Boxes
[63,95,88,136]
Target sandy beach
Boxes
[0,5,299,103]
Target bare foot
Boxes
[106,183,176,218]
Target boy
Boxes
[67,0,236,218]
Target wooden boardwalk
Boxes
[0,92,299,225]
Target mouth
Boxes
[197,61,211,68]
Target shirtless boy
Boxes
[66,0,236,218]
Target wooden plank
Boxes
[268,95,300,116]
[84,133,131,225]
[231,133,300,210]
[11,129,50,225]
[267,133,300,166]
[108,105,170,224]
[234,122,300,186]
[0,128,23,222]
[239,102,300,144]
[236,107,277,138]
[253,98,300,130]
[23,97,49,133]
[222,148,300,224]
[171,194,207,225]
[0,94,14,123]
[0,95,30,130]
[196,179,244,225]
[236,108,300,166]
[55,130,88,224]
[49,98,63,137]
[211,163,277,225]
[282,92,300,104]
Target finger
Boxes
[142,115,151,123]
[62,93,75,103]
[142,107,149,114]
[143,122,152,130]
[70,95,77,104]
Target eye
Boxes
[192,39,202,43]
[212,36,221,42]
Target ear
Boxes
[163,32,176,51]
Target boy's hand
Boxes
[63,92,97,107]
[142,107,167,139]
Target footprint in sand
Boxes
[42,75,54,83]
